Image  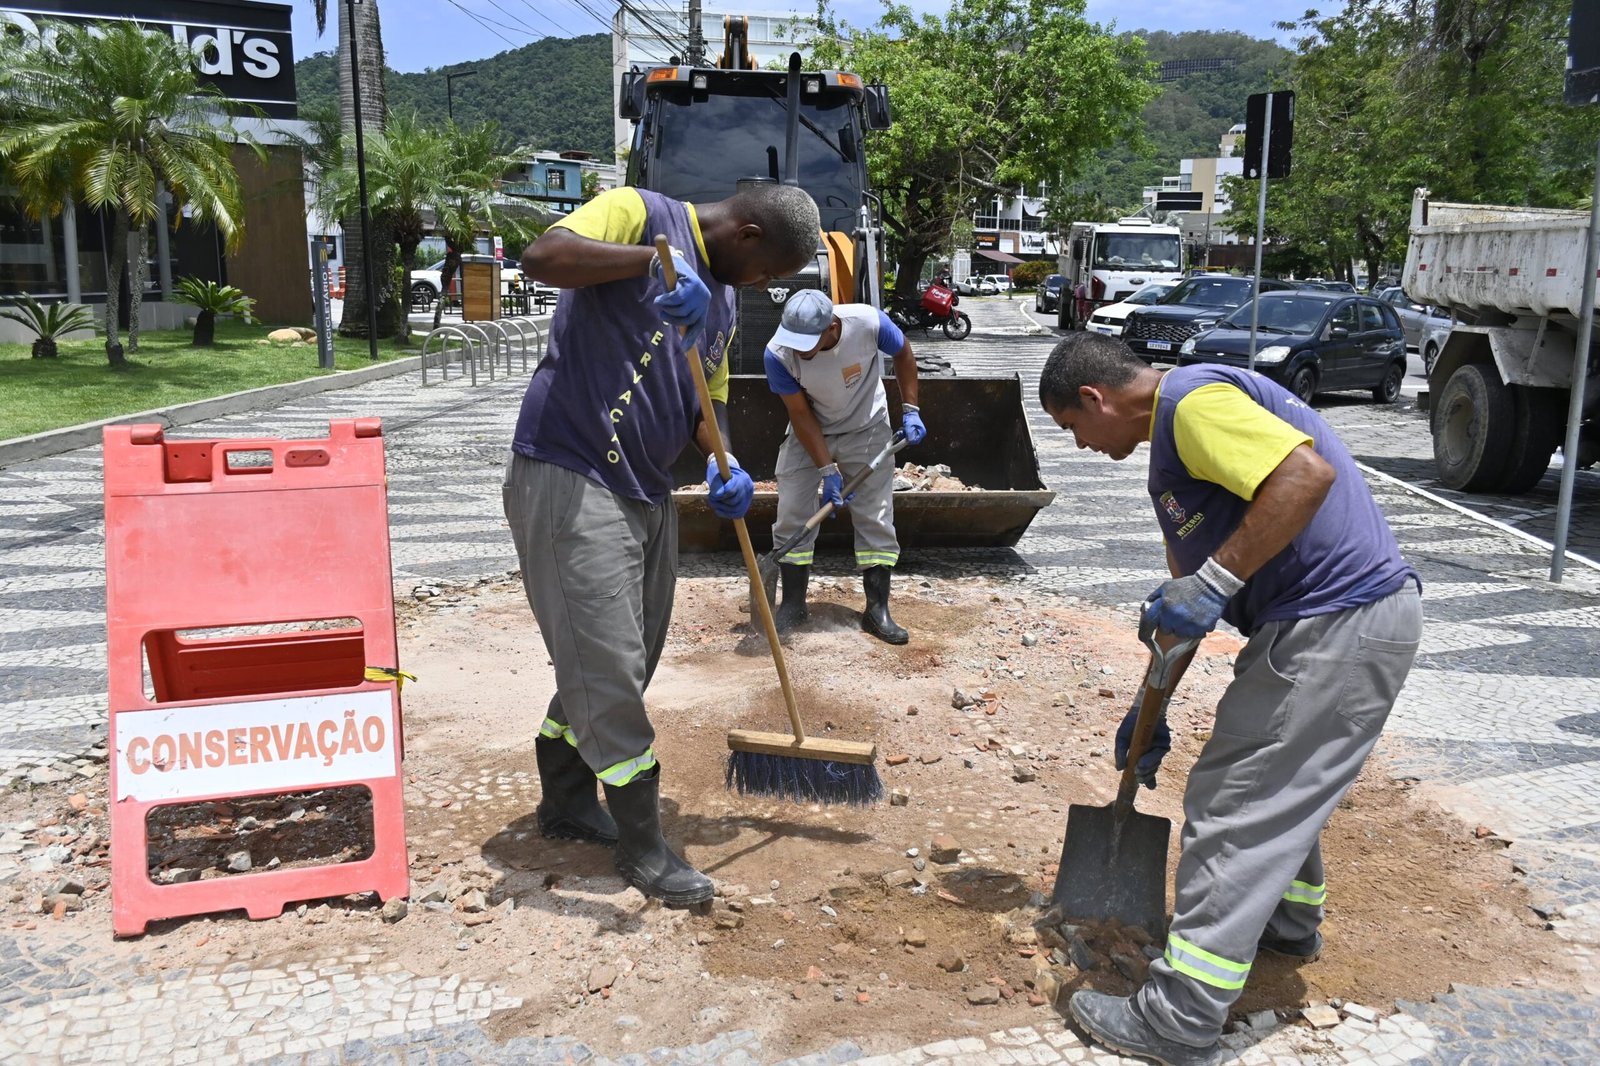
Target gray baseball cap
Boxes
[770,289,834,351]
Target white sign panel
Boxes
[114,690,397,802]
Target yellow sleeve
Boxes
[550,187,647,245]
[1172,383,1313,501]
[707,329,731,405]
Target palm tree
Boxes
[311,0,398,339]
[0,23,251,366]
[429,121,531,331]
[315,111,444,344]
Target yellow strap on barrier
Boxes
[364,666,418,689]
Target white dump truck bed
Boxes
[1403,188,1594,319]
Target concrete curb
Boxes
[0,354,423,470]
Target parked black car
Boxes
[1175,291,1408,405]
[1035,274,1066,313]
[1122,274,1297,362]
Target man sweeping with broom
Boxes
[763,289,925,644]
[504,182,820,909]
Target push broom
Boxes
[655,236,882,806]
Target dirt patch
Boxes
[0,574,1574,1059]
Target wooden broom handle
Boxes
[654,236,807,743]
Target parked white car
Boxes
[982,273,1013,293]
[954,275,996,296]
[410,258,524,306]
[1084,281,1175,336]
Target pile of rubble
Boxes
[894,462,977,492]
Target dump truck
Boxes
[620,17,1057,551]
[1405,187,1599,494]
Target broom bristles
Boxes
[725,749,884,807]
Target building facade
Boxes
[0,0,311,331]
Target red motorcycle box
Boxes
[921,283,954,315]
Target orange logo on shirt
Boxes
[842,363,862,386]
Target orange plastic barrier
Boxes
[103,419,408,936]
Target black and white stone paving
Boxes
[0,296,1596,1062]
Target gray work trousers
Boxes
[774,418,899,569]
[501,454,675,786]
[1136,585,1422,1046]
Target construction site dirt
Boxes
[0,574,1575,1061]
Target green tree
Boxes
[427,121,527,330]
[0,23,253,366]
[309,0,399,339]
[1221,0,1591,284]
[811,0,1157,299]
[316,110,447,343]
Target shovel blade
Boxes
[1051,801,1171,935]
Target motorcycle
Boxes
[889,282,972,340]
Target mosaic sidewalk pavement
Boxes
[0,297,1596,1062]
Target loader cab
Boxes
[621,60,890,372]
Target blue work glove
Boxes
[1114,690,1171,791]
[705,453,753,520]
[1142,557,1244,639]
[651,249,711,349]
[819,462,855,514]
[901,404,926,446]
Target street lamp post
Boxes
[447,69,477,122]
[345,0,380,360]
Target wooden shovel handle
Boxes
[655,236,807,743]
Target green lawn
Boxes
[0,319,418,441]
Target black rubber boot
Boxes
[860,565,909,645]
[1258,930,1323,963]
[602,764,714,908]
[534,734,618,846]
[774,562,810,632]
[1069,991,1224,1066]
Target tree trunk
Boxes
[335,0,391,339]
[128,220,149,352]
[193,309,216,346]
[104,211,128,367]
[395,238,419,345]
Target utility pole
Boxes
[686,0,706,65]
[446,68,477,122]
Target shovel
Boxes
[751,432,910,621]
[1050,612,1200,934]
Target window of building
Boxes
[546,168,566,192]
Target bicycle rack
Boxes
[475,320,522,376]
[499,317,544,372]
[420,326,480,385]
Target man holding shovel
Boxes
[764,290,925,644]
[504,182,820,908]
[1038,332,1421,1066]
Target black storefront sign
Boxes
[0,0,297,117]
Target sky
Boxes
[287,0,1302,76]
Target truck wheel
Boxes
[944,312,972,340]
[1496,387,1566,494]
[1372,361,1404,404]
[1432,363,1514,492]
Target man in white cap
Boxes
[764,289,925,644]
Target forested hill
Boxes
[293,33,615,160]
[1089,30,1294,211]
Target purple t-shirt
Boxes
[1149,365,1419,633]
[511,189,735,505]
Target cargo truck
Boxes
[1405,188,1599,494]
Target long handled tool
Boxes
[654,237,882,806]
[751,431,910,621]
[1050,612,1200,933]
